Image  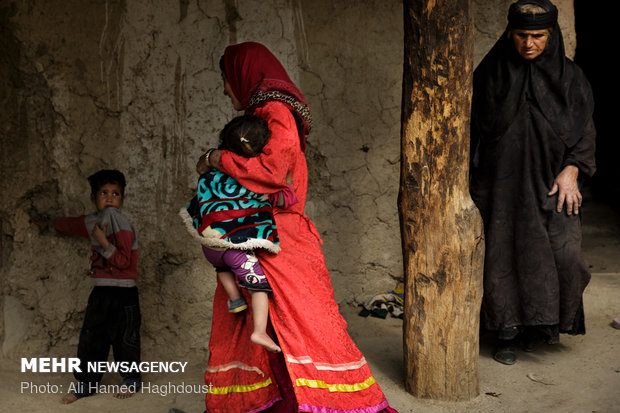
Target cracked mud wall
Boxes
[1,0,575,361]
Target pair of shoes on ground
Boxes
[228,298,248,313]
[494,328,546,365]
[493,338,518,365]
[522,328,544,352]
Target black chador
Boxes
[470,0,596,343]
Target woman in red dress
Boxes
[197,42,396,413]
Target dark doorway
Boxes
[574,0,619,213]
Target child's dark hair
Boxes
[220,115,270,157]
[88,169,127,196]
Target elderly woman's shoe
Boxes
[494,339,517,365]
[523,327,544,352]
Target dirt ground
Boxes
[1,201,618,413]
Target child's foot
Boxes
[114,388,136,399]
[115,379,140,399]
[61,393,79,404]
[228,298,248,313]
[60,387,93,404]
[251,332,282,353]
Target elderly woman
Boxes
[470,0,596,365]
[196,42,396,413]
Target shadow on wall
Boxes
[0,1,120,359]
[1,2,26,273]
[0,4,63,357]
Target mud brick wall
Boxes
[0,0,574,361]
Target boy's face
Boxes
[92,183,124,212]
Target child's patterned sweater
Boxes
[180,170,296,254]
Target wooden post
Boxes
[399,0,484,401]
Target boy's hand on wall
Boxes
[31,215,51,234]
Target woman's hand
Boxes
[196,149,222,174]
[547,165,581,215]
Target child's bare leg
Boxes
[219,271,247,313]
[218,271,242,300]
[250,291,281,353]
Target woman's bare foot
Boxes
[60,393,78,404]
[251,332,281,353]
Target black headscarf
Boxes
[472,0,594,148]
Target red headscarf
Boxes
[221,42,312,150]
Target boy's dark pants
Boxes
[74,286,141,394]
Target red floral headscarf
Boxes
[221,42,312,150]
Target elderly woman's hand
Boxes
[547,165,581,215]
[196,149,222,174]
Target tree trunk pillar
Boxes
[399,0,484,401]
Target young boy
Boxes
[51,169,141,403]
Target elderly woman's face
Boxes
[510,29,550,60]
[222,73,244,111]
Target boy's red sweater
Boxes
[54,207,138,282]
